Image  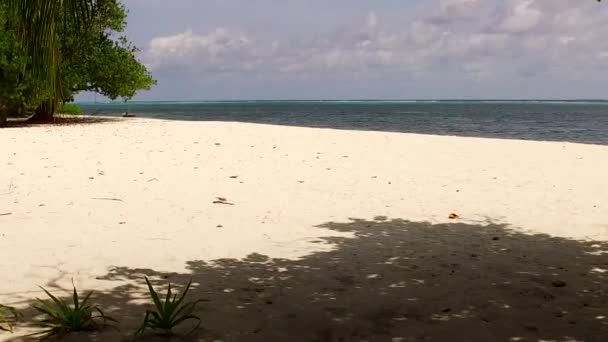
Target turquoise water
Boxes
[78,100,608,145]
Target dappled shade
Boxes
[7,218,608,341]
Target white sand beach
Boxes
[1,118,608,341]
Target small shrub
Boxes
[0,304,21,333]
[59,103,82,115]
[33,283,115,339]
[136,277,202,336]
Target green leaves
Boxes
[0,304,21,333]
[2,277,202,337]
[32,283,115,339]
[136,277,202,337]
[6,0,95,102]
[1,0,155,119]
[63,36,156,102]
[60,0,156,102]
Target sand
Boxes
[1,118,607,341]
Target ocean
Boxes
[78,100,608,145]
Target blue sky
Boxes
[79,0,608,100]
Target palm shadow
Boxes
[6,218,608,341]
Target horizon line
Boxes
[76,98,608,104]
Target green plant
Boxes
[58,103,82,115]
[136,277,202,337]
[0,304,21,333]
[32,283,115,339]
[4,0,155,123]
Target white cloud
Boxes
[502,0,543,33]
[146,29,251,72]
[143,0,608,83]
[440,0,480,13]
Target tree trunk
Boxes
[0,96,7,127]
[0,107,7,128]
[29,100,56,123]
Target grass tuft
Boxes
[32,282,115,339]
[136,276,202,337]
[0,304,21,333]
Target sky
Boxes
[79,0,608,101]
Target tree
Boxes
[29,0,154,121]
[0,5,20,127]
[5,0,95,117]
[59,0,155,103]
[1,0,155,123]
[0,2,39,126]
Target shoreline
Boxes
[1,118,607,340]
[24,114,608,147]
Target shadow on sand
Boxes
[2,116,117,128]
[6,218,608,341]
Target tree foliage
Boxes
[0,0,155,123]
[5,0,95,104]
[59,0,155,102]
[0,3,36,125]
